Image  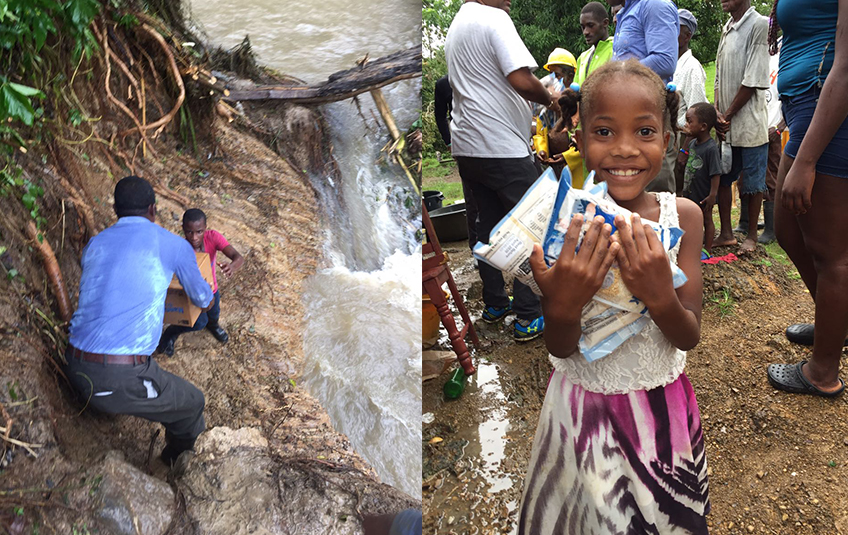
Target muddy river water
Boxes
[187,0,422,499]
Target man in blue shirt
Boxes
[65,176,213,465]
[608,0,679,193]
[608,0,678,82]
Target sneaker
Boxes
[481,297,513,323]
[514,316,544,342]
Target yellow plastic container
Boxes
[422,289,449,347]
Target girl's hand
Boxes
[613,214,674,309]
[528,215,619,323]
[781,160,816,215]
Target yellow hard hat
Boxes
[543,48,577,71]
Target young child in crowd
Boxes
[157,209,244,357]
[683,102,723,253]
[518,60,709,534]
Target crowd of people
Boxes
[442,0,848,532]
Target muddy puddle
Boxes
[423,243,554,534]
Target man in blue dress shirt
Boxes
[608,0,678,82]
[608,0,679,193]
[65,176,213,465]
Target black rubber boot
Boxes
[758,201,775,244]
[734,195,749,234]
[161,436,196,465]
[207,323,229,343]
[156,327,178,357]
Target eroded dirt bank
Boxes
[0,8,415,534]
[423,241,848,535]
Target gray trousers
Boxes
[64,349,205,441]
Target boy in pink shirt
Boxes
[157,209,244,357]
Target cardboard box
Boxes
[163,252,214,326]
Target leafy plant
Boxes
[68,108,84,127]
[1,162,48,228]
[708,288,735,319]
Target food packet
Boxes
[472,167,558,294]
[579,300,649,362]
[542,168,687,315]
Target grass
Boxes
[704,62,716,104]
[422,157,455,179]
[763,241,792,266]
[422,157,464,205]
[708,288,736,319]
[423,180,464,206]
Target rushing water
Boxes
[188,0,422,498]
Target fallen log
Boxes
[222,47,421,105]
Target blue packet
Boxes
[542,167,688,316]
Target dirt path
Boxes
[423,240,848,535]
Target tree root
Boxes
[100,21,158,157]
[26,221,73,323]
[0,400,12,448]
[44,147,97,239]
[92,23,142,110]
[119,23,185,140]
[152,182,190,207]
[138,44,163,88]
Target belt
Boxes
[67,345,149,366]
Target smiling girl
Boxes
[517,60,709,534]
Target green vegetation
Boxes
[423,179,463,206]
[764,241,792,266]
[704,62,715,104]
[708,288,736,319]
[0,0,106,229]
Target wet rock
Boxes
[93,451,174,535]
[179,426,418,535]
[179,426,283,535]
[466,280,483,301]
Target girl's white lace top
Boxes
[549,192,687,394]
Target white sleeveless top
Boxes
[550,192,687,394]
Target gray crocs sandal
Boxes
[767,360,845,398]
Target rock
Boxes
[466,280,483,302]
[179,427,284,535]
[178,426,417,535]
[747,525,755,533]
[93,451,174,535]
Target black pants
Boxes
[64,349,205,441]
[456,155,542,321]
[460,178,479,250]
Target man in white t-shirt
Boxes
[445,0,559,342]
